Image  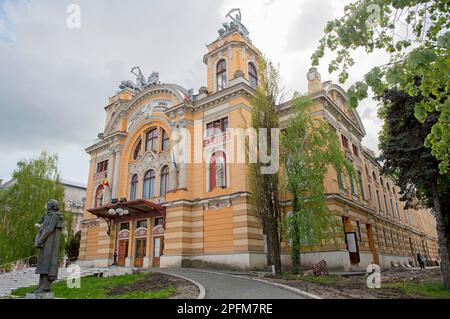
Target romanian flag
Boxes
[103,175,110,188]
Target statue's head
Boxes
[47,199,60,211]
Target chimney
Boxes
[307,67,323,94]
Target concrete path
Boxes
[156,268,306,299]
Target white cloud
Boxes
[0,0,388,184]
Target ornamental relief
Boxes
[128,149,170,176]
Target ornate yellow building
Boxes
[78,14,439,271]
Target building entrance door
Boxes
[134,238,147,268]
[366,224,380,265]
[118,240,128,266]
[153,237,164,267]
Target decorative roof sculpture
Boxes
[119,67,160,92]
[218,8,249,39]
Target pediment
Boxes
[326,84,366,136]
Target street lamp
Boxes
[108,207,130,266]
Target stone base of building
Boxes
[160,252,268,270]
[76,259,112,268]
[284,250,412,271]
[78,251,413,271]
[378,254,413,269]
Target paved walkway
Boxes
[1,267,307,299]
[156,268,306,299]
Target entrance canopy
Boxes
[87,199,165,222]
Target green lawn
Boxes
[12,273,176,299]
[383,281,450,299]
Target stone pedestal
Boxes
[26,292,55,299]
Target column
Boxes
[112,146,122,200]
[126,220,134,267]
[105,151,115,204]
[143,217,152,268]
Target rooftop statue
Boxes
[119,68,159,92]
[148,72,160,86]
[218,8,249,39]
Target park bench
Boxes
[313,260,328,276]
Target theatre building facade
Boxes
[78,15,439,270]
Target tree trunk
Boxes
[264,221,273,266]
[431,180,450,289]
[291,195,301,273]
[267,217,282,275]
[291,225,301,274]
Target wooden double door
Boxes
[153,237,164,267]
[118,240,129,266]
[134,238,147,267]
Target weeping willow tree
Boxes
[0,152,69,266]
[281,96,353,273]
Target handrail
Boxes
[0,255,37,273]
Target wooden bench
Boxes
[313,260,329,276]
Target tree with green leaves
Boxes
[378,88,450,289]
[0,152,69,266]
[312,0,449,174]
[249,57,283,274]
[65,230,81,263]
[281,96,353,273]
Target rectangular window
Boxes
[96,160,108,173]
[358,171,365,199]
[357,221,363,243]
[376,190,382,212]
[206,117,229,137]
[390,199,395,219]
[336,167,344,190]
[351,176,358,196]
[120,222,130,231]
[162,130,170,151]
[384,195,389,216]
[146,129,159,152]
[352,144,359,157]
[154,217,164,227]
[136,219,147,229]
[396,202,400,221]
[341,134,349,149]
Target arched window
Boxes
[146,128,159,152]
[95,185,104,208]
[160,166,169,196]
[143,170,155,199]
[130,174,138,200]
[248,62,258,89]
[216,59,227,91]
[161,129,170,152]
[372,172,377,185]
[209,152,227,190]
[133,140,142,160]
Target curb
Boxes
[189,268,322,300]
[151,269,206,299]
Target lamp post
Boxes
[108,206,130,267]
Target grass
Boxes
[12,273,176,299]
[383,281,450,299]
[280,272,339,284]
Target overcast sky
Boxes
[0,0,387,185]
